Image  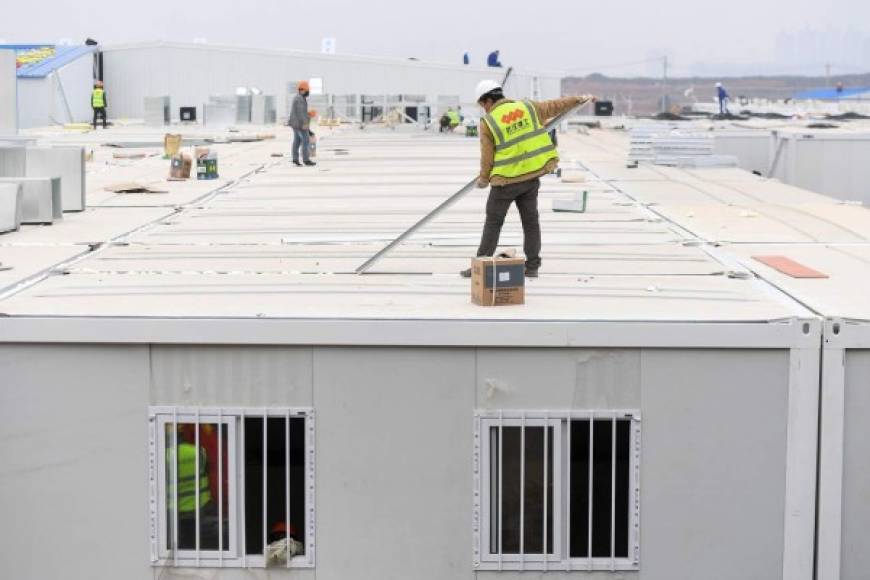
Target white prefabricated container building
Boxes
[767,129,870,206]
[2,119,869,580]
[100,41,562,121]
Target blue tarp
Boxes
[794,87,870,100]
[0,44,96,79]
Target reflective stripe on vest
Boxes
[482,100,558,178]
[167,442,211,513]
[91,89,105,108]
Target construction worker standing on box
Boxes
[461,80,593,278]
[91,80,107,129]
[288,80,316,167]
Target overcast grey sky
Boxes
[3,0,870,77]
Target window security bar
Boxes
[473,410,641,572]
[148,406,315,569]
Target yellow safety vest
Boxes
[166,442,211,514]
[91,88,105,108]
[447,110,460,126]
[482,100,558,179]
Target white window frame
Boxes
[148,406,316,569]
[473,410,641,572]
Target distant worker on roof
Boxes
[463,51,470,65]
[288,80,316,167]
[440,107,461,132]
[91,80,107,130]
[487,50,503,68]
[460,80,594,278]
[715,82,729,115]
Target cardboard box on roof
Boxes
[471,256,525,306]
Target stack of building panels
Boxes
[204,96,237,127]
[0,177,62,223]
[333,94,359,121]
[236,94,252,124]
[250,95,277,124]
[25,146,86,211]
[0,182,23,232]
[0,146,26,176]
[143,96,170,126]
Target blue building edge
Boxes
[794,87,870,100]
[0,44,97,79]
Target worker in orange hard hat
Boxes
[288,80,316,167]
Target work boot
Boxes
[292,160,302,167]
[524,268,539,278]
[460,268,472,278]
[304,160,317,166]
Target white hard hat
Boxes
[715,82,722,87]
[475,80,502,102]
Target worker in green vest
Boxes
[166,424,214,550]
[447,108,461,129]
[91,80,107,130]
[460,81,594,278]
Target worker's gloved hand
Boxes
[476,178,489,189]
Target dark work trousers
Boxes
[476,178,541,270]
[92,107,107,129]
[291,128,311,163]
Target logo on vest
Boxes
[501,109,525,124]
[502,107,532,137]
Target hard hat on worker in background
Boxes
[298,80,310,91]
[715,82,722,87]
[474,80,502,102]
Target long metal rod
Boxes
[354,98,592,274]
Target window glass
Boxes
[489,426,554,554]
[243,417,307,557]
[568,419,631,558]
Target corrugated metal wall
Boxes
[0,343,793,580]
[101,43,563,121]
[841,349,870,580]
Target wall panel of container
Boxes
[473,411,640,571]
[148,407,315,568]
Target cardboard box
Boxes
[164,134,182,158]
[197,152,219,180]
[169,154,192,180]
[471,256,525,306]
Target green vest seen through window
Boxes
[166,442,211,514]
